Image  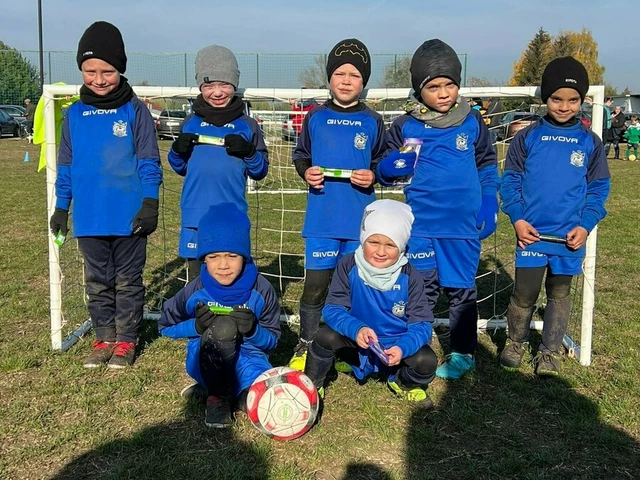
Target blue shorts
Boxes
[407,237,481,288]
[515,248,583,275]
[179,227,198,259]
[304,237,359,270]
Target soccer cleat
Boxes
[288,342,309,371]
[436,353,475,380]
[205,395,234,428]
[499,340,529,371]
[107,341,136,369]
[334,361,352,373]
[387,376,433,407]
[83,341,114,368]
[180,382,207,400]
[317,387,325,400]
[533,351,561,377]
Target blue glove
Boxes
[477,194,499,240]
[377,150,417,181]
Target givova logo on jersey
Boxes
[354,132,368,150]
[112,120,127,137]
[570,150,585,167]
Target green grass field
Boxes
[1,137,639,479]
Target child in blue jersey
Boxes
[168,45,269,281]
[159,203,281,428]
[49,22,162,369]
[499,57,610,376]
[304,200,437,405]
[375,39,499,380]
[289,39,386,370]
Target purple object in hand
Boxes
[368,338,390,365]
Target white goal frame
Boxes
[43,84,605,366]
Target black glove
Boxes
[195,302,218,335]
[132,198,159,236]
[49,208,69,236]
[224,134,256,159]
[172,133,199,158]
[230,306,257,337]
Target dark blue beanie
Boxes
[197,203,251,260]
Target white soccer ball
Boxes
[245,366,319,441]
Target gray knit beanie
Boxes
[195,45,240,89]
[410,39,461,94]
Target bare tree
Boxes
[298,54,328,88]
[467,76,495,87]
[381,56,412,88]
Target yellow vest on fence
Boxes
[33,83,79,172]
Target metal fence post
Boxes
[256,53,260,88]
[184,53,188,88]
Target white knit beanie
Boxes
[360,200,414,252]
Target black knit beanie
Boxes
[326,38,371,87]
[541,56,589,103]
[410,39,461,94]
[76,21,127,74]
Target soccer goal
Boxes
[42,84,605,366]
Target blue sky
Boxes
[3,0,637,91]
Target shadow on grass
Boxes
[51,400,269,480]
[342,462,394,480]
[404,342,640,479]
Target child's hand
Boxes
[132,198,159,237]
[195,302,217,335]
[230,306,257,337]
[566,226,588,250]
[356,327,378,349]
[514,220,539,249]
[350,169,375,188]
[172,133,198,157]
[384,346,403,366]
[49,208,69,236]
[304,166,324,189]
[224,134,256,159]
[377,150,416,180]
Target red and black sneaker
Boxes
[107,341,136,369]
[83,341,115,368]
[205,395,233,428]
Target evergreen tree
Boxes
[510,28,552,86]
[0,41,41,105]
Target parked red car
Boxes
[282,100,319,142]
[576,110,592,128]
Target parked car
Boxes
[496,112,541,141]
[0,105,27,124]
[576,110,592,128]
[155,110,187,139]
[0,109,22,137]
[282,100,319,142]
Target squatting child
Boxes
[304,199,437,405]
[159,203,281,427]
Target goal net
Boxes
[42,85,605,366]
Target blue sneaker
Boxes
[436,353,475,380]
